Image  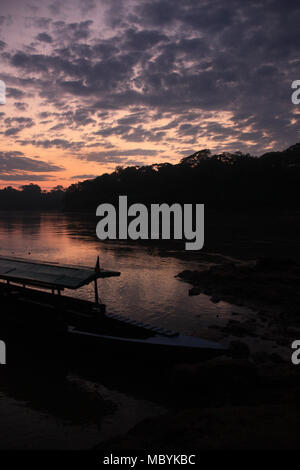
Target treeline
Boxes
[1,143,300,211]
[63,144,300,212]
[0,184,65,210]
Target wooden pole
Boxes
[94,279,99,304]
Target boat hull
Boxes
[0,283,226,365]
[67,327,226,364]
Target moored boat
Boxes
[0,256,227,364]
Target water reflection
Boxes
[0,210,246,449]
[0,211,250,335]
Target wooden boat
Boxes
[0,256,226,363]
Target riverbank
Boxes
[176,256,300,352]
[97,255,300,450]
[1,209,300,449]
[97,350,300,450]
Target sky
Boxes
[0,0,300,189]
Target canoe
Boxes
[0,256,226,364]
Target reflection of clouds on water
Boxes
[0,80,5,105]
[0,211,251,335]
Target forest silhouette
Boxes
[1,144,300,212]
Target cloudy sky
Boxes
[0,0,300,188]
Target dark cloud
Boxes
[2,116,35,136]
[71,173,97,179]
[0,150,63,174]
[4,116,34,126]
[36,32,53,43]
[177,124,200,137]
[2,0,300,158]
[124,127,166,142]
[93,123,166,142]
[38,111,52,119]
[60,108,96,127]
[4,127,21,136]
[14,102,28,111]
[52,19,93,42]
[0,174,55,181]
[117,112,147,126]
[93,125,131,138]
[18,138,84,150]
[78,148,158,164]
[124,28,167,51]
[133,0,177,27]
[6,88,26,99]
[49,123,65,131]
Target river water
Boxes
[0,211,250,449]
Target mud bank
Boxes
[97,257,300,451]
[97,354,300,450]
[177,257,300,317]
[176,257,300,358]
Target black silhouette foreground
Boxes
[1,143,300,212]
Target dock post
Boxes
[94,279,99,304]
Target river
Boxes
[0,211,250,449]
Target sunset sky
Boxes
[0,0,300,189]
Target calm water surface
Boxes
[0,211,250,449]
[0,211,244,332]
